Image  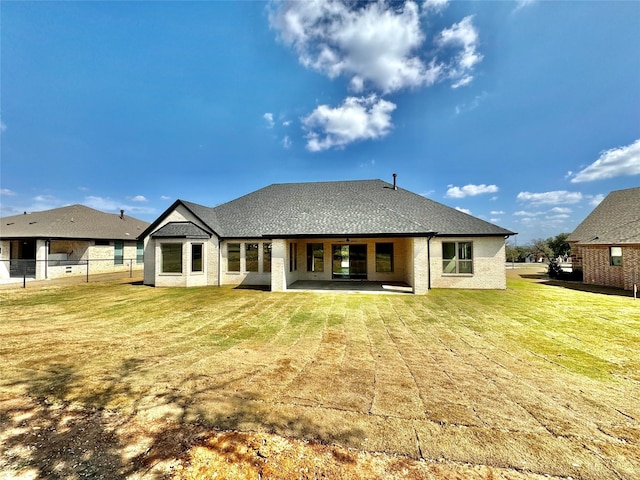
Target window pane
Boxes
[263,243,271,272]
[610,246,622,266]
[161,244,182,273]
[246,243,259,272]
[307,243,324,272]
[459,242,472,260]
[376,243,393,272]
[442,242,456,260]
[192,244,203,272]
[228,243,240,272]
[458,260,473,274]
[114,241,124,265]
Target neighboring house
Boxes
[0,205,149,281]
[139,179,515,294]
[567,186,640,291]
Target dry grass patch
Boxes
[1,268,639,479]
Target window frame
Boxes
[610,246,622,266]
[375,242,394,273]
[306,243,324,272]
[227,243,241,272]
[289,243,297,272]
[136,241,144,264]
[246,243,259,272]
[442,241,474,275]
[263,242,272,273]
[191,243,203,273]
[114,241,124,265]
[161,243,183,274]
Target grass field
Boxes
[1,269,639,479]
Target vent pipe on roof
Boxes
[120,209,124,219]
[392,173,397,190]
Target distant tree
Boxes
[529,238,553,262]
[547,233,571,258]
[506,243,528,262]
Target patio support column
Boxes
[412,237,429,295]
[271,239,287,292]
[35,239,47,281]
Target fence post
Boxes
[130,259,133,278]
[86,259,89,283]
[23,271,26,289]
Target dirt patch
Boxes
[1,395,562,480]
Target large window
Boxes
[263,243,272,272]
[161,244,182,273]
[442,242,473,274]
[375,243,394,272]
[307,243,324,272]
[289,243,297,272]
[246,243,259,272]
[114,241,124,265]
[610,246,622,266]
[192,243,203,272]
[228,243,240,272]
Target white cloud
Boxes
[490,210,505,215]
[490,218,501,223]
[455,206,472,215]
[0,121,6,132]
[445,183,498,198]
[517,190,583,205]
[263,113,275,128]
[302,95,396,151]
[571,139,640,183]
[514,0,537,12]
[34,195,57,202]
[1,188,16,196]
[282,135,292,149]
[131,195,148,202]
[437,16,482,88]
[514,210,543,217]
[423,0,449,13]
[270,0,480,94]
[161,195,172,200]
[282,120,292,127]
[589,193,605,207]
[84,196,156,215]
[549,207,571,214]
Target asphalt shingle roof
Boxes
[0,204,149,240]
[568,187,640,245]
[147,180,514,239]
[151,222,211,239]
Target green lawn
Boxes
[1,269,639,479]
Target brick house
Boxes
[567,186,640,291]
[139,179,515,294]
[0,205,149,281]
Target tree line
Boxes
[506,233,570,263]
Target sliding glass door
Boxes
[332,244,367,279]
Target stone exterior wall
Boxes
[430,236,507,289]
[582,245,640,291]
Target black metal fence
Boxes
[1,258,143,287]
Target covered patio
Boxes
[286,280,413,294]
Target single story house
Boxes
[567,186,640,291]
[139,179,515,294]
[0,205,149,281]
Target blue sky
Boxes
[1,0,639,244]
